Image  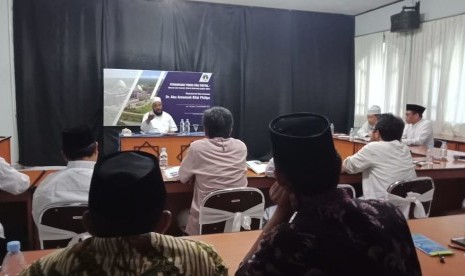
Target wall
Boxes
[356,0,465,36]
[0,0,18,164]
[6,0,463,162]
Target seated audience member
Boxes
[402,104,434,147]
[342,113,417,199]
[21,151,227,275]
[140,96,178,134]
[179,106,247,235]
[32,125,97,224]
[0,157,30,258]
[237,113,421,276]
[0,157,30,195]
[357,105,381,138]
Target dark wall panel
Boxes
[14,0,354,165]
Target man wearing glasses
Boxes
[342,113,416,199]
[402,104,434,147]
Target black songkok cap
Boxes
[269,113,341,194]
[62,125,94,152]
[88,151,166,237]
[406,104,426,115]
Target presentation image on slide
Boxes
[103,69,213,127]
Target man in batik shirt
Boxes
[237,113,421,276]
[21,151,227,276]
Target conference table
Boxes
[3,136,465,248]
[435,134,465,152]
[0,136,11,163]
[22,214,465,275]
[119,133,205,166]
[333,134,465,160]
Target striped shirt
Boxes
[20,232,227,276]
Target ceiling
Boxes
[187,0,402,15]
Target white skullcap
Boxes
[367,105,381,115]
[152,97,162,103]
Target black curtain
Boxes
[14,0,354,165]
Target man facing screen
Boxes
[140,97,178,134]
[179,106,248,235]
[342,113,417,199]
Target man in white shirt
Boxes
[357,105,381,138]
[402,104,434,147]
[140,97,178,134]
[179,106,247,235]
[0,157,30,196]
[342,113,417,199]
[32,125,98,224]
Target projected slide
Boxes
[103,69,213,126]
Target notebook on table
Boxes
[246,160,267,174]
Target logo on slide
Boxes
[199,73,212,83]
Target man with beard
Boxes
[357,105,381,138]
[140,97,178,134]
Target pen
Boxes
[438,254,445,263]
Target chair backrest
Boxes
[433,139,443,148]
[199,187,265,235]
[37,203,88,249]
[387,177,435,219]
[337,184,356,198]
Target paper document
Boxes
[163,166,180,179]
[246,160,267,174]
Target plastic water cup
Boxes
[193,124,199,132]
[426,147,433,164]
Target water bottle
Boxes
[440,141,448,159]
[349,127,355,141]
[426,146,433,164]
[159,148,168,169]
[185,119,191,135]
[179,119,185,135]
[330,123,335,135]
[1,241,28,276]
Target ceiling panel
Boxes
[187,0,401,15]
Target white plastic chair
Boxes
[199,187,265,235]
[37,202,89,249]
[386,177,435,219]
[337,184,356,198]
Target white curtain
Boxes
[355,14,465,137]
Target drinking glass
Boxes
[193,124,199,132]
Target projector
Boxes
[390,2,421,32]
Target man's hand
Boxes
[269,181,297,215]
[146,113,155,122]
[238,181,296,267]
[186,176,195,185]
